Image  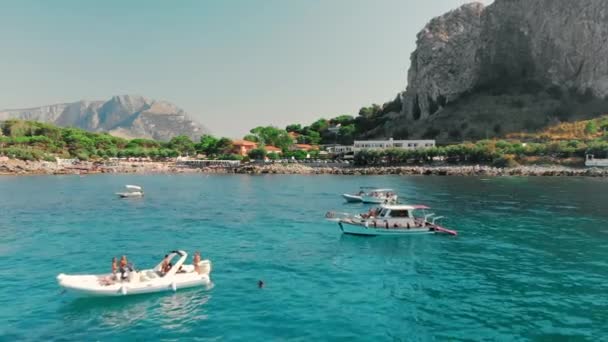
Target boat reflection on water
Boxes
[61,286,213,330]
[158,289,213,330]
[336,233,434,259]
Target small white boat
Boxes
[116,185,144,198]
[342,187,398,204]
[328,204,457,236]
[361,188,398,204]
[57,250,212,297]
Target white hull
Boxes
[342,194,363,202]
[59,275,211,297]
[339,221,434,236]
[58,260,212,297]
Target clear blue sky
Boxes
[0,0,491,138]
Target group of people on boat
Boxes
[160,251,203,275]
[100,251,204,286]
[369,191,395,198]
[100,255,132,285]
[360,208,380,219]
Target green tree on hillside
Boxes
[297,130,321,145]
[247,147,267,160]
[330,115,355,126]
[126,138,160,149]
[215,137,233,155]
[585,121,598,135]
[247,126,293,150]
[243,134,259,142]
[286,124,302,133]
[168,135,195,156]
[338,124,357,145]
[310,119,329,132]
[196,135,218,155]
[358,104,381,118]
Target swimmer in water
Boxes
[258,280,264,288]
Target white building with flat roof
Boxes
[327,145,354,154]
[586,154,608,167]
[353,138,435,152]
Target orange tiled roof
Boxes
[265,145,282,152]
[294,144,313,150]
[232,139,257,147]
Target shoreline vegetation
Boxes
[1,118,608,177]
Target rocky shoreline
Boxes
[232,163,608,177]
[0,159,198,176]
[1,158,608,177]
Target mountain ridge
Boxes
[0,95,209,141]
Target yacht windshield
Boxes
[412,209,426,219]
[389,210,409,218]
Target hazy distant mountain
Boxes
[0,95,210,141]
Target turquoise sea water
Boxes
[0,174,607,341]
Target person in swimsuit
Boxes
[111,257,118,277]
[193,251,201,274]
[100,257,119,285]
[119,255,129,280]
[161,254,173,274]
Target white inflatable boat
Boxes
[116,185,144,198]
[57,250,212,297]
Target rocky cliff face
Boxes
[403,2,484,121]
[478,0,608,94]
[0,95,209,141]
[396,0,608,140]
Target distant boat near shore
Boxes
[342,187,398,204]
[116,185,144,198]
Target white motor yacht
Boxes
[327,204,457,236]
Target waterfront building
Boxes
[353,138,435,152]
[231,140,258,156]
[290,144,317,151]
[326,145,354,154]
[264,145,283,154]
[586,154,608,167]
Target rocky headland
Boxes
[371,0,608,142]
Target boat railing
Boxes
[423,213,445,224]
[430,216,444,224]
